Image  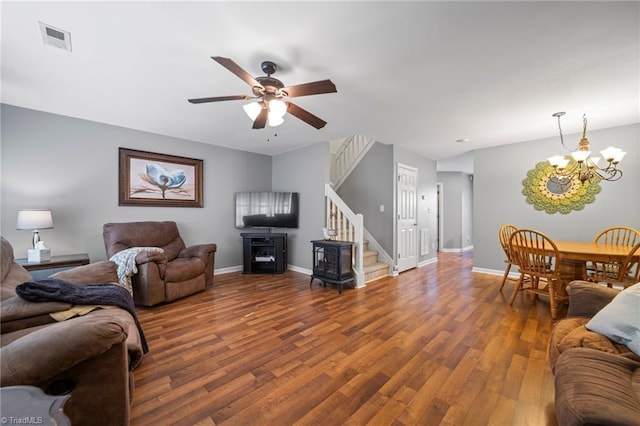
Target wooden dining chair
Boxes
[586,241,640,288]
[498,224,519,291]
[593,226,640,246]
[586,226,640,284]
[508,229,565,319]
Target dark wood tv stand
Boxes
[241,233,287,274]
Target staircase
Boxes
[326,134,391,286]
[331,134,375,189]
[362,239,389,282]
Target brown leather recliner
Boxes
[102,221,217,306]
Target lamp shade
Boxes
[243,102,262,121]
[16,209,54,230]
[268,99,287,118]
[570,150,591,163]
[268,114,284,127]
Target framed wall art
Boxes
[119,148,203,207]
[522,160,601,214]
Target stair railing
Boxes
[331,134,375,189]
[325,183,365,288]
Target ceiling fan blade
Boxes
[252,107,268,129]
[286,102,327,129]
[188,95,254,104]
[283,79,337,98]
[211,56,261,88]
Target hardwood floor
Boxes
[130,252,558,426]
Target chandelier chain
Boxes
[555,113,569,151]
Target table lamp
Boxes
[16,209,54,248]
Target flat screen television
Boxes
[235,191,299,229]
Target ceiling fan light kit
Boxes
[188,56,337,130]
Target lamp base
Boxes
[32,230,41,249]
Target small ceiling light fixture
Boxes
[547,112,625,185]
[243,97,288,128]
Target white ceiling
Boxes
[2,1,638,167]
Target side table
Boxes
[16,253,90,280]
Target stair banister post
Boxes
[353,213,365,288]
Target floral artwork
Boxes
[119,148,203,207]
[522,160,601,214]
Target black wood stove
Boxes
[310,240,354,294]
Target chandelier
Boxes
[547,112,625,185]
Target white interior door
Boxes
[397,163,418,272]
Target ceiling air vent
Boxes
[39,22,72,52]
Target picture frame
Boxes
[119,148,203,207]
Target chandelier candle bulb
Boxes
[600,147,626,163]
[548,156,569,169]
[571,150,591,163]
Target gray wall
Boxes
[1,104,272,270]
[473,123,639,273]
[338,142,395,254]
[437,171,474,250]
[5,104,635,277]
[272,142,331,270]
[437,172,463,249]
[462,173,473,249]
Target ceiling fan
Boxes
[188,56,337,130]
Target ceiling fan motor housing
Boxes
[254,76,285,96]
[261,61,277,76]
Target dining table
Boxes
[553,240,640,297]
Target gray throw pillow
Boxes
[586,282,640,356]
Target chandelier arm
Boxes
[594,167,623,182]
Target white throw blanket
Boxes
[109,247,165,295]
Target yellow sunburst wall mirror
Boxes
[522,160,601,214]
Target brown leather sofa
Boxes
[0,237,144,426]
[549,281,640,425]
[103,221,217,306]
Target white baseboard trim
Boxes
[440,245,474,253]
[418,257,438,267]
[214,265,313,276]
[287,265,312,275]
[471,267,518,279]
[214,265,244,275]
